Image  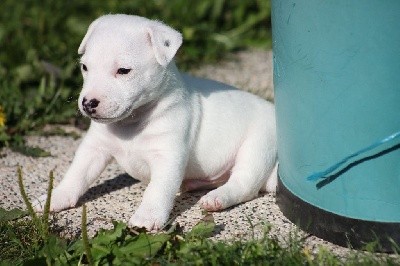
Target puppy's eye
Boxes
[81,64,88,71]
[117,68,131,75]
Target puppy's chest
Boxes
[112,148,151,183]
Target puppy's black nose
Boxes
[82,97,100,115]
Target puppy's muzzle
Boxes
[82,97,100,115]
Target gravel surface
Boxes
[1,49,353,258]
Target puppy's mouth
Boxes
[87,101,156,124]
[87,109,132,124]
[89,116,120,123]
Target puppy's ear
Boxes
[147,21,182,66]
[78,19,100,55]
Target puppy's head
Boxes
[77,14,182,123]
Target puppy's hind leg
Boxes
[261,163,278,194]
[200,126,277,211]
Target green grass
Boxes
[1,169,399,265]
[0,0,271,153]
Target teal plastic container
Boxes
[272,0,400,250]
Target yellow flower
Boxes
[302,247,313,261]
[0,106,6,128]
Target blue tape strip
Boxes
[307,131,400,181]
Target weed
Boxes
[1,169,399,265]
[1,168,66,265]
[0,217,43,264]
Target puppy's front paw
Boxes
[128,205,168,231]
[32,188,79,212]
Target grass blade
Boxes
[42,170,54,239]
[81,205,94,266]
[17,166,40,227]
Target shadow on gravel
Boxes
[77,173,139,206]
[75,173,225,236]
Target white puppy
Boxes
[34,14,277,231]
